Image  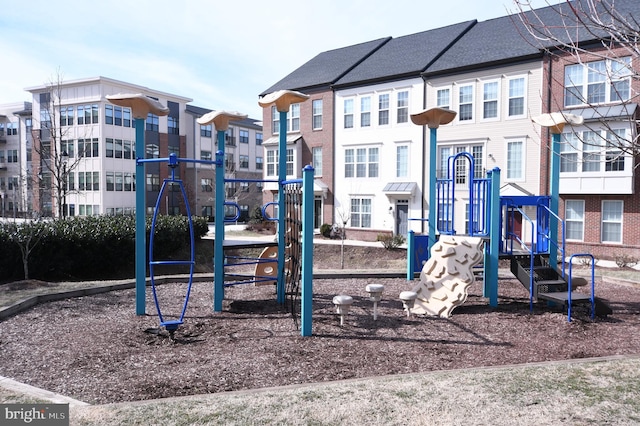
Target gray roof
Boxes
[260,37,391,96]
[426,0,640,76]
[334,20,476,88]
[185,104,262,130]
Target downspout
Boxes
[544,51,553,196]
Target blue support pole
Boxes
[301,165,314,336]
[484,167,501,307]
[134,117,146,315]
[549,132,561,270]
[276,110,288,305]
[213,130,226,312]
[407,230,415,280]
[428,127,438,255]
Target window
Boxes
[438,146,451,178]
[78,139,99,158]
[239,155,249,169]
[124,173,133,191]
[565,200,584,241]
[114,172,122,191]
[396,145,408,178]
[345,147,379,178]
[146,143,159,159]
[312,147,322,177]
[582,131,601,172]
[123,140,132,159]
[61,140,75,158]
[7,150,17,163]
[77,105,85,125]
[146,173,160,191]
[6,122,17,135]
[360,97,371,127]
[256,156,263,170]
[350,198,372,228]
[92,104,99,124]
[289,104,300,132]
[240,182,250,192]
[106,172,114,191]
[286,148,294,176]
[560,132,579,173]
[225,128,235,146]
[225,153,235,172]
[114,106,122,126]
[606,129,625,171]
[146,113,159,131]
[344,99,354,129]
[439,144,484,184]
[437,88,450,109]
[312,99,323,130]
[438,202,453,232]
[602,200,623,243]
[105,105,113,125]
[378,93,389,125]
[201,124,212,137]
[115,139,123,159]
[265,148,293,177]
[561,129,628,174]
[256,133,263,145]
[508,77,525,117]
[506,141,523,180]
[201,150,212,161]
[564,57,631,107]
[271,106,279,135]
[168,116,179,135]
[459,85,473,121]
[123,108,131,127]
[61,107,73,126]
[239,130,249,143]
[483,81,498,119]
[397,91,408,123]
[201,178,213,192]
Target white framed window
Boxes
[312,99,323,130]
[437,88,450,109]
[396,91,409,124]
[565,200,584,241]
[378,93,389,125]
[601,200,623,243]
[561,128,628,174]
[560,132,579,173]
[506,140,524,180]
[289,103,300,132]
[271,106,279,135]
[345,147,379,178]
[458,84,474,121]
[483,81,499,119]
[350,198,372,228]
[564,57,631,107]
[312,146,322,177]
[606,129,625,171]
[396,145,408,178]
[344,99,354,129]
[360,97,371,127]
[438,143,484,184]
[581,131,602,172]
[507,76,526,117]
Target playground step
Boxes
[537,291,592,304]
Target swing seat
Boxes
[161,320,183,331]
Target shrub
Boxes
[615,254,638,268]
[320,223,332,238]
[377,233,406,250]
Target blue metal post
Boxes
[276,110,288,305]
[484,167,501,307]
[134,117,146,315]
[301,165,314,336]
[213,130,226,312]
[428,127,438,255]
[549,132,561,270]
[407,230,415,280]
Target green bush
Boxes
[377,233,406,250]
[320,223,332,238]
[0,215,210,283]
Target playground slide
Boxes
[411,235,484,318]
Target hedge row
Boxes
[0,215,209,283]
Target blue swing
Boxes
[148,154,195,333]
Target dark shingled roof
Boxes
[333,20,476,88]
[260,37,391,96]
[426,0,640,76]
[185,104,262,129]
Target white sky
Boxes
[0,0,557,119]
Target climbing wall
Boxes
[411,235,484,318]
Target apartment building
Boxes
[259,37,392,230]
[0,102,32,217]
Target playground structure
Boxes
[107,91,316,337]
[407,109,596,321]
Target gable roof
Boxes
[260,37,391,96]
[333,20,476,88]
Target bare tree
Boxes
[31,71,83,219]
[512,0,640,161]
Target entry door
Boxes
[314,196,322,230]
[396,204,408,236]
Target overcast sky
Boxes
[0,0,557,119]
